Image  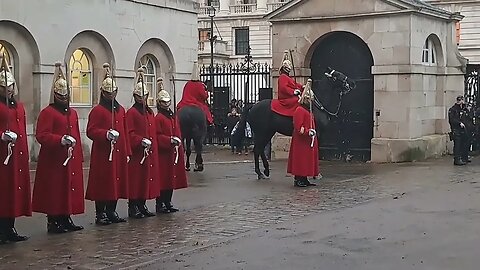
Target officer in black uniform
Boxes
[448,95,470,165]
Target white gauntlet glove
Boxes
[61,135,76,147]
[293,89,301,96]
[170,136,181,146]
[1,130,17,143]
[106,129,120,142]
[308,129,317,137]
[141,138,152,149]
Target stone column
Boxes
[219,0,229,14]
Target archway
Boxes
[308,31,374,161]
[134,38,176,106]
[0,20,41,123]
[65,30,115,105]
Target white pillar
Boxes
[220,0,229,14]
[257,0,267,12]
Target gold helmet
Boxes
[100,63,117,93]
[191,61,200,81]
[280,50,293,73]
[133,66,149,97]
[0,53,16,90]
[52,62,68,96]
[299,79,314,105]
[156,77,171,102]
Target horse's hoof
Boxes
[185,167,191,171]
[194,164,204,172]
[263,170,270,178]
[257,173,266,180]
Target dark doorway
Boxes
[310,31,374,161]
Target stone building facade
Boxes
[0,0,198,160]
[267,0,467,162]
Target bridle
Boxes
[312,69,354,117]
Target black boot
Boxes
[454,158,466,166]
[138,200,155,217]
[47,216,69,234]
[128,200,145,219]
[95,201,112,226]
[155,197,166,213]
[164,202,179,213]
[294,176,307,187]
[6,218,28,241]
[106,200,126,223]
[62,216,84,231]
[0,218,9,244]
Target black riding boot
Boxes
[5,218,28,242]
[95,201,112,225]
[163,190,178,213]
[0,218,9,244]
[128,200,144,219]
[294,176,307,187]
[139,200,155,217]
[106,200,126,223]
[47,216,69,234]
[62,215,84,231]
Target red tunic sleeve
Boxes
[86,107,109,142]
[156,115,172,150]
[126,109,145,149]
[35,107,63,147]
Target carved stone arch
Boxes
[134,38,176,99]
[64,30,115,105]
[0,20,41,124]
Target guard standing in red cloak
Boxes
[126,67,159,219]
[85,63,130,225]
[0,54,31,244]
[154,78,188,213]
[287,79,319,187]
[33,62,84,233]
[177,62,214,125]
[271,50,304,117]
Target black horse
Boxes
[178,106,207,172]
[247,68,356,179]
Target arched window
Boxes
[69,49,92,106]
[422,38,436,66]
[138,56,157,107]
[0,43,14,75]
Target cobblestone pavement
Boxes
[0,155,472,270]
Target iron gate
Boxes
[465,64,480,151]
[200,62,272,145]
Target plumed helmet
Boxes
[299,79,314,105]
[191,61,200,81]
[133,66,149,96]
[100,63,118,93]
[156,77,171,102]
[280,50,292,73]
[0,53,16,88]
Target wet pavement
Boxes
[2,151,480,269]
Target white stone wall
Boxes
[198,16,272,65]
[428,0,480,64]
[0,0,198,160]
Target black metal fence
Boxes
[465,64,480,151]
[200,62,272,145]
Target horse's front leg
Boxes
[253,142,265,180]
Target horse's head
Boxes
[324,67,356,95]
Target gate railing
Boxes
[200,62,272,145]
[465,64,480,151]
